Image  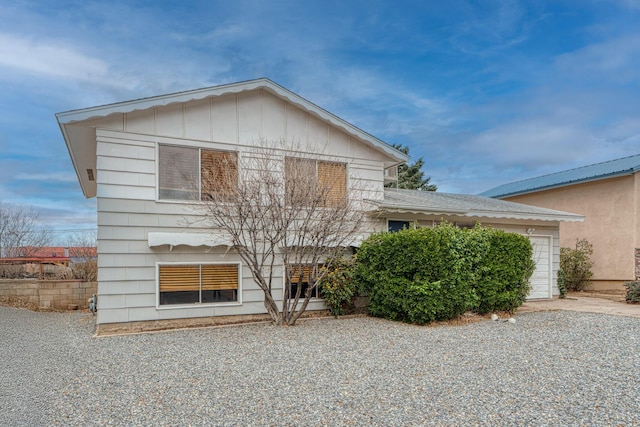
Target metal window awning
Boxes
[148,232,233,250]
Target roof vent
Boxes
[87,169,95,181]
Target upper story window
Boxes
[285,157,347,207]
[158,144,237,201]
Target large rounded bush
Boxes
[471,228,534,314]
[356,224,535,323]
[357,224,478,324]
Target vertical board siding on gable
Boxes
[212,94,238,144]
[185,98,212,141]
[238,90,263,143]
[124,109,156,134]
[261,92,286,141]
[286,102,309,144]
[308,115,329,149]
[155,104,185,138]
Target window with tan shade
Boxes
[285,157,347,207]
[318,161,347,207]
[201,150,237,199]
[158,263,240,306]
[287,264,323,299]
[158,144,237,201]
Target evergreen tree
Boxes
[385,144,437,191]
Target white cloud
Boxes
[14,172,77,182]
[0,33,110,83]
[555,34,640,83]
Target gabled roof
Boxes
[480,153,640,198]
[373,189,583,222]
[56,78,408,198]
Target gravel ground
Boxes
[1,306,639,426]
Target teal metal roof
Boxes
[480,153,640,198]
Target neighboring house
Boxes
[57,78,582,333]
[481,154,640,290]
[29,247,98,259]
[0,247,96,268]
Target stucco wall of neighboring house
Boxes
[505,174,638,290]
[372,215,561,298]
[91,90,388,325]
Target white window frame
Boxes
[386,218,415,232]
[156,143,238,203]
[284,263,325,300]
[284,156,350,207]
[155,261,243,310]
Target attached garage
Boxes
[372,189,584,299]
[527,235,553,299]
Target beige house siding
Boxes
[505,174,638,290]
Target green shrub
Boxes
[559,238,593,291]
[471,228,535,314]
[624,280,640,304]
[357,224,478,324]
[557,269,567,299]
[318,255,359,317]
[356,223,535,324]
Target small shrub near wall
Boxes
[317,255,359,317]
[355,223,535,324]
[473,228,535,314]
[624,281,640,304]
[559,238,594,291]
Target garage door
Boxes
[527,236,552,299]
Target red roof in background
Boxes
[18,247,97,258]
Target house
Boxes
[57,78,582,333]
[481,154,640,291]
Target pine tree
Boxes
[385,144,437,191]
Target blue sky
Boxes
[1,0,640,242]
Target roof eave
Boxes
[489,169,637,199]
[371,201,584,223]
[56,78,409,164]
[465,210,584,223]
[57,120,93,198]
[372,205,470,216]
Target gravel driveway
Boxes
[1,306,639,426]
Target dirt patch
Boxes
[568,290,626,302]
[0,296,40,311]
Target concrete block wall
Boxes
[0,280,97,310]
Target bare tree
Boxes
[193,142,366,325]
[67,231,98,282]
[0,202,53,258]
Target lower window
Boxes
[388,220,411,232]
[158,263,239,306]
[287,264,323,299]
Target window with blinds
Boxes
[158,263,239,306]
[201,150,237,199]
[158,144,238,201]
[318,161,347,207]
[158,145,198,200]
[285,157,347,207]
[287,264,323,299]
